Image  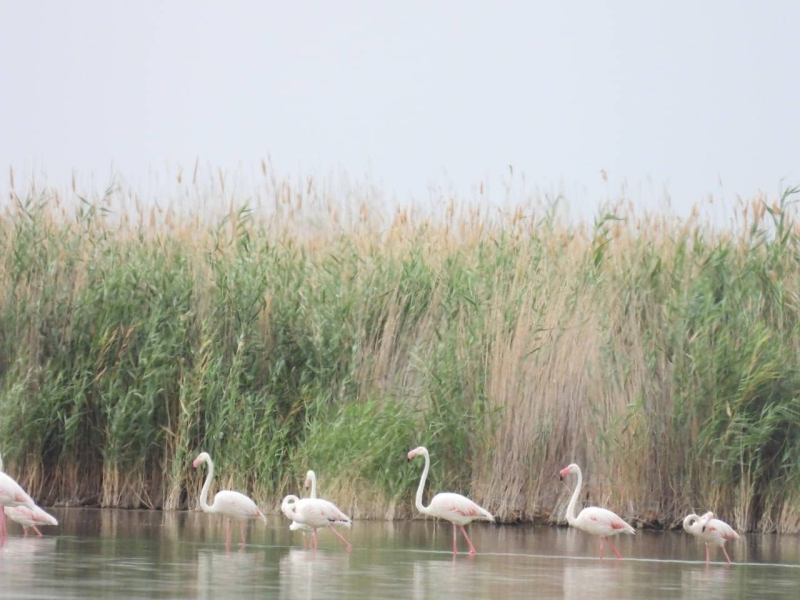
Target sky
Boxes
[1,1,798,218]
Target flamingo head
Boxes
[304,470,315,489]
[192,452,210,468]
[559,464,579,480]
[683,514,702,533]
[407,446,428,461]
[281,495,300,519]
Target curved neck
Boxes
[565,467,582,525]
[282,497,299,520]
[308,472,317,499]
[415,452,431,515]
[199,458,215,512]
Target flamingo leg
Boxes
[225,519,232,548]
[721,546,732,565]
[34,526,42,537]
[606,537,623,559]
[459,525,477,556]
[598,537,604,561]
[22,526,28,537]
[312,529,318,550]
[301,532,307,549]
[239,521,246,546]
[452,522,458,555]
[327,525,352,552]
[705,543,710,565]
[0,510,6,539]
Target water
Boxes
[1,508,798,599]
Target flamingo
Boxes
[559,463,635,560]
[407,446,494,556]
[4,505,58,537]
[683,511,739,565]
[0,453,38,540]
[280,495,352,551]
[287,471,317,548]
[192,452,266,548]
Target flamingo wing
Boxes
[0,473,36,508]
[428,493,494,524]
[295,498,351,528]
[214,490,266,523]
[577,507,634,535]
[705,518,739,543]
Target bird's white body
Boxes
[289,470,317,536]
[683,511,739,564]
[281,494,352,551]
[282,496,351,530]
[192,452,266,548]
[0,454,37,539]
[408,446,494,555]
[4,505,59,536]
[559,463,634,560]
[425,492,495,526]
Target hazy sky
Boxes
[2,1,798,216]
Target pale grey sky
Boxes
[1,1,798,217]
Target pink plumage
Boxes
[683,511,739,564]
[192,452,266,548]
[408,446,494,555]
[4,505,59,536]
[281,495,352,551]
[0,454,37,540]
[559,463,635,560]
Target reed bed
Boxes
[1,170,800,532]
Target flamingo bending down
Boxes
[4,505,59,536]
[288,471,317,548]
[0,453,38,540]
[559,463,635,560]
[408,446,494,556]
[192,452,266,548]
[281,495,352,551]
[683,511,739,565]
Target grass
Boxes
[1,170,800,532]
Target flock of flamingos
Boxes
[1,447,739,566]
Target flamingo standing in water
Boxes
[407,446,494,556]
[4,505,59,536]
[683,511,739,565]
[286,470,317,548]
[559,463,635,560]
[192,452,266,548]
[0,453,38,539]
[281,494,352,551]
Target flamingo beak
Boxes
[407,450,415,461]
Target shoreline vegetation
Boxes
[2,170,800,533]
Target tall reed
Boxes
[1,172,799,532]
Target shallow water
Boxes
[0,508,798,599]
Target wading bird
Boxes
[559,463,635,560]
[286,471,317,548]
[0,454,38,539]
[4,505,59,536]
[683,511,739,565]
[407,446,494,556]
[192,452,266,548]
[280,494,352,551]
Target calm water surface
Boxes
[0,508,798,599]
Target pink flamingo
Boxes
[287,471,317,548]
[683,511,739,565]
[4,505,58,536]
[192,452,266,548]
[0,453,37,540]
[559,463,635,560]
[408,446,494,556]
[280,494,352,551]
